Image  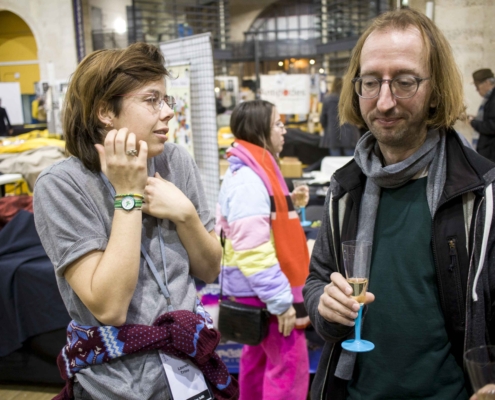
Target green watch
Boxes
[115,196,143,211]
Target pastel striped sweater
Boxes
[215,156,293,315]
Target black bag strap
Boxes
[219,229,226,300]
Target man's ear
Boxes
[429,93,438,109]
[97,104,115,128]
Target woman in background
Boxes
[320,77,360,156]
[216,100,310,399]
[33,43,236,400]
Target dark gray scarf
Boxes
[354,128,446,243]
[335,128,447,379]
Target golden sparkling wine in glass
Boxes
[346,277,368,304]
[340,240,374,352]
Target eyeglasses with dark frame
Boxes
[115,93,176,111]
[352,75,431,99]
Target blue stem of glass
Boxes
[301,206,307,223]
[355,304,363,341]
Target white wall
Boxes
[435,0,495,115]
[434,0,495,140]
[0,82,23,125]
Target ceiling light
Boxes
[114,18,127,34]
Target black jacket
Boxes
[303,130,495,399]
[472,88,495,162]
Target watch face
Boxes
[121,196,135,211]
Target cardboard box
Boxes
[280,157,302,178]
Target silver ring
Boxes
[126,149,138,157]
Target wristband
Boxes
[115,193,144,199]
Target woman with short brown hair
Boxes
[34,43,236,400]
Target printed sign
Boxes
[260,74,311,114]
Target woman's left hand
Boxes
[277,305,296,337]
[142,172,195,222]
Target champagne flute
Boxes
[292,179,312,227]
[341,240,374,352]
[465,345,495,399]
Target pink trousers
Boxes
[239,317,309,400]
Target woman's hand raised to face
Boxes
[95,128,148,194]
[142,172,196,223]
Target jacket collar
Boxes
[333,158,364,197]
[441,128,493,203]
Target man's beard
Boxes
[364,105,430,149]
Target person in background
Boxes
[216,95,227,114]
[216,99,310,400]
[319,77,360,156]
[304,8,495,400]
[469,68,495,162]
[0,98,13,136]
[240,80,256,102]
[33,42,237,400]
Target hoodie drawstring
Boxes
[473,183,493,301]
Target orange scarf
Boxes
[228,140,310,316]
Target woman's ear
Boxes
[97,104,115,128]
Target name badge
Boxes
[159,351,214,400]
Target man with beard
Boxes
[303,8,495,400]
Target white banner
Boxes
[167,64,194,158]
[260,74,311,115]
[160,33,218,210]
